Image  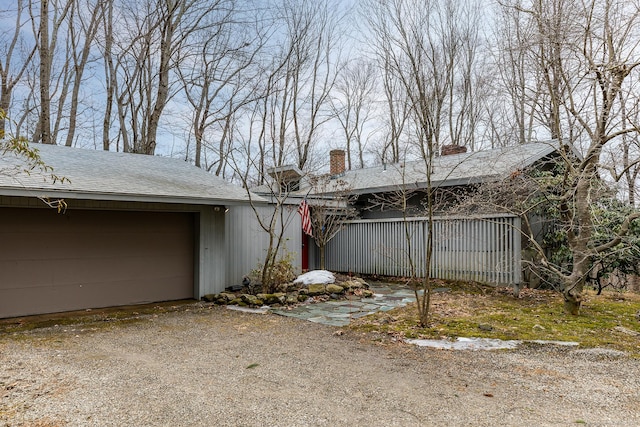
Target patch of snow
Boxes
[293,270,336,285]
[405,337,580,351]
[406,337,521,350]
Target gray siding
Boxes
[196,207,227,296]
[225,204,302,287]
[322,214,521,285]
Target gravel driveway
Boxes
[1,303,639,426]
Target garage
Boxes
[0,208,195,318]
[0,143,263,319]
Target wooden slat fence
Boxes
[322,214,521,285]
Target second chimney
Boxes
[330,149,346,176]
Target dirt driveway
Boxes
[1,303,639,426]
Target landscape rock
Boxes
[205,274,370,307]
[240,294,263,306]
[307,284,326,296]
[342,280,365,290]
[202,294,216,302]
[326,284,345,294]
[285,294,299,305]
[277,282,298,293]
[257,293,286,305]
[220,292,237,301]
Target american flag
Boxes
[298,199,313,236]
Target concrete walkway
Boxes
[271,283,423,326]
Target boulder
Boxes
[285,294,299,305]
[240,294,263,306]
[307,284,326,296]
[277,282,298,293]
[220,292,237,301]
[326,284,345,294]
[257,293,286,305]
[342,280,366,290]
[202,294,216,302]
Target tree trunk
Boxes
[562,278,584,315]
[38,0,52,145]
[319,243,326,270]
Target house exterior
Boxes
[0,143,262,318]
[298,141,571,219]
[225,203,302,286]
[254,141,573,286]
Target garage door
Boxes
[0,208,195,318]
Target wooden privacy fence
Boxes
[322,214,521,285]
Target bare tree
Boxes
[443,0,486,150]
[378,54,410,163]
[0,0,37,136]
[306,176,358,269]
[366,0,447,326]
[107,0,233,154]
[252,0,343,172]
[176,3,265,171]
[498,0,640,314]
[331,59,377,169]
[98,0,115,150]
[601,93,640,206]
[228,143,300,293]
[63,0,104,147]
[490,2,540,145]
[31,0,72,145]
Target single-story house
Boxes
[0,143,263,318]
[289,141,572,219]
[253,141,576,283]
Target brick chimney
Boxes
[441,144,467,156]
[330,149,346,175]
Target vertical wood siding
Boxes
[322,214,521,285]
[225,204,302,287]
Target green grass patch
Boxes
[349,283,640,356]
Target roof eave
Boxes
[0,188,262,206]
[317,175,496,196]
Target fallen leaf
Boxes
[246,363,259,369]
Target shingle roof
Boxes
[0,143,261,205]
[291,141,564,196]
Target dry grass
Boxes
[349,281,640,356]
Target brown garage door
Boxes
[0,208,195,318]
